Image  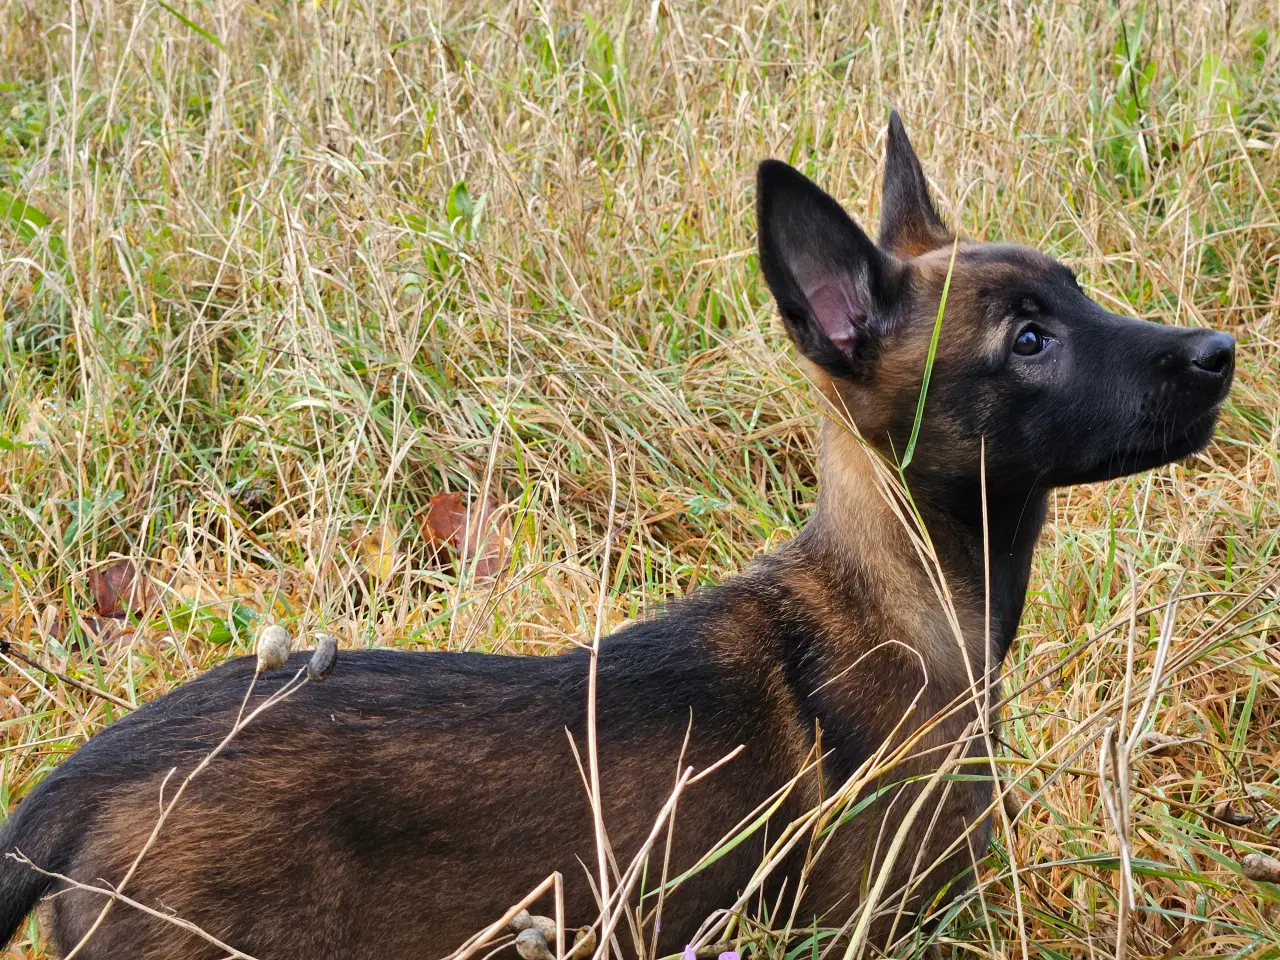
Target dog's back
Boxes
[2,570,880,958]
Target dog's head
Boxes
[757,113,1234,492]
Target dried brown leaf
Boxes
[87,559,160,619]
[422,492,468,549]
[420,492,508,578]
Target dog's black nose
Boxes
[1189,330,1235,377]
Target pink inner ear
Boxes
[804,280,862,358]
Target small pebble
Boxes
[568,926,597,960]
[255,625,291,673]
[514,928,553,960]
[307,633,338,682]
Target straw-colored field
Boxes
[1,0,1278,957]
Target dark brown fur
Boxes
[0,114,1234,959]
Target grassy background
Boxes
[1,0,1279,956]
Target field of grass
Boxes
[1,0,1278,957]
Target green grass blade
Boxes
[898,236,959,472]
[156,1,226,52]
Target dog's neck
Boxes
[791,420,1048,668]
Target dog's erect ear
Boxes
[879,111,953,257]
[757,160,899,380]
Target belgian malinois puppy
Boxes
[0,114,1235,960]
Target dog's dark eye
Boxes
[1012,327,1046,356]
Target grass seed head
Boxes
[1212,800,1255,827]
[508,910,533,934]
[254,625,292,673]
[567,926,597,960]
[306,633,338,682]
[1241,853,1280,884]
[514,927,553,960]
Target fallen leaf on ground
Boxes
[87,559,161,618]
[420,492,509,577]
[358,523,399,583]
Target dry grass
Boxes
[1,0,1279,957]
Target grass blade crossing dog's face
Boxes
[758,114,1235,494]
